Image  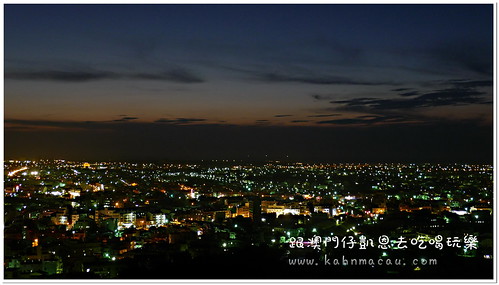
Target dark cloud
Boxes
[274,114,292,118]
[6,119,93,127]
[415,89,486,106]
[6,118,218,131]
[444,79,493,89]
[333,97,377,105]
[291,120,310,123]
[4,126,36,131]
[317,115,408,125]
[4,119,110,132]
[5,68,205,83]
[217,64,394,86]
[9,117,139,126]
[257,72,391,86]
[5,70,117,82]
[310,94,333,101]
[399,91,419,97]
[391,88,412,92]
[256,120,269,122]
[113,117,138,122]
[154,118,207,125]
[307,114,341,118]
[332,88,489,111]
[133,69,204,83]
[431,41,493,75]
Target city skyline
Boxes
[4,4,494,162]
[4,159,494,278]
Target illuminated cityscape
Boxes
[4,160,493,278]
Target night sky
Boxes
[4,4,494,163]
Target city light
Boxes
[8,167,28,177]
[3,159,493,279]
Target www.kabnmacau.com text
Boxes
[287,255,437,267]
